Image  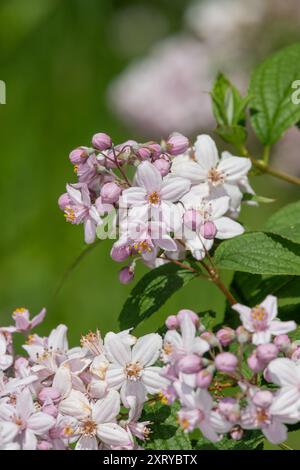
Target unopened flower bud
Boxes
[196,369,213,388]
[199,221,217,240]
[216,327,235,347]
[247,352,265,372]
[69,147,88,164]
[92,132,112,151]
[200,331,218,347]
[38,387,60,403]
[119,265,134,284]
[230,426,244,440]
[165,315,179,330]
[183,209,201,231]
[177,354,202,374]
[256,344,278,364]
[43,403,58,418]
[215,352,238,373]
[147,141,161,158]
[136,147,152,160]
[100,182,122,204]
[166,132,189,156]
[153,157,171,176]
[253,390,273,408]
[236,326,251,344]
[177,309,199,326]
[274,334,291,352]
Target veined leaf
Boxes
[249,43,300,145]
[214,232,300,276]
[264,200,300,244]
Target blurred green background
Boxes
[0,0,299,449]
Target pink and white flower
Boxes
[232,296,296,345]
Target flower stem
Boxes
[199,260,237,305]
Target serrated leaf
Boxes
[194,430,264,450]
[264,200,300,244]
[216,125,247,146]
[118,263,197,330]
[143,402,192,450]
[214,232,300,275]
[249,43,300,145]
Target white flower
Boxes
[104,332,167,405]
[267,358,300,419]
[172,134,252,215]
[59,390,132,450]
[232,295,296,345]
[174,382,220,442]
[0,388,55,450]
[122,161,190,231]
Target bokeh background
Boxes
[0,0,300,449]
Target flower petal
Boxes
[132,334,162,366]
[194,135,219,169]
[135,161,162,193]
[92,390,120,424]
[214,217,244,239]
[161,177,190,202]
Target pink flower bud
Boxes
[183,209,201,231]
[69,147,88,164]
[216,327,235,347]
[253,390,273,408]
[177,354,202,373]
[177,309,199,326]
[165,315,179,330]
[236,326,251,344]
[230,426,244,440]
[37,441,53,451]
[199,221,217,240]
[218,398,239,421]
[247,352,265,372]
[153,157,171,176]
[196,369,213,388]
[136,147,152,160]
[291,346,300,361]
[119,266,134,284]
[263,367,272,382]
[111,243,131,262]
[274,334,291,351]
[215,352,238,372]
[256,344,278,364]
[58,193,71,210]
[92,132,112,151]
[147,142,161,158]
[43,403,58,418]
[200,331,218,347]
[100,182,122,204]
[166,132,189,156]
[38,387,60,403]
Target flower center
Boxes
[133,240,152,254]
[148,191,160,205]
[207,167,224,185]
[80,419,97,436]
[80,330,103,356]
[251,306,268,331]
[163,342,173,355]
[13,307,27,315]
[63,426,74,437]
[256,409,270,426]
[125,361,143,380]
[64,207,76,223]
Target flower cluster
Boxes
[59,132,254,283]
[160,297,300,445]
[1,295,300,450]
[0,308,167,450]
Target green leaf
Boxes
[214,232,300,275]
[211,73,249,145]
[264,200,300,244]
[224,272,300,327]
[118,263,197,330]
[193,430,264,450]
[249,43,300,145]
[143,402,192,450]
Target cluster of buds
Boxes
[59,132,254,283]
